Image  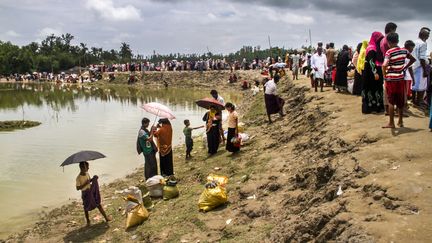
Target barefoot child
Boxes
[403,40,416,110]
[76,161,111,226]
[183,120,204,159]
[382,33,416,128]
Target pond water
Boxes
[0,82,239,237]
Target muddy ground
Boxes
[2,71,431,243]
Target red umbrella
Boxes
[196,98,225,110]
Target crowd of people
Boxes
[265,22,432,131]
[348,23,430,129]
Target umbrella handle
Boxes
[152,110,160,127]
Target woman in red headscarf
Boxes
[361,31,385,114]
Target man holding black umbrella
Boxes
[76,161,111,226]
[61,150,112,226]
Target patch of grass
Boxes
[190,217,207,231]
[0,120,41,131]
[243,95,266,122]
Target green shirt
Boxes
[138,129,153,155]
[183,127,192,139]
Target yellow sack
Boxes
[126,204,149,229]
[198,185,228,212]
[206,174,228,187]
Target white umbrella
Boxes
[141,102,176,124]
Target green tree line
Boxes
[0,33,133,75]
[0,33,308,75]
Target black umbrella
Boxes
[60,150,106,167]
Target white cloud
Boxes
[5,30,21,37]
[38,27,62,38]
[105,32,134,46]
[85,0,142,21]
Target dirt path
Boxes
[2,72,431,243]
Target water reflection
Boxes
[0,83,226,114]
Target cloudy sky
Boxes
[0,0,431,56]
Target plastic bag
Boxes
[198,185,228,212]
[206,174,228,187]
[123,195,140,213]
[239,133,249,143]
[198,174,228,212]
[125,204,149,229]
[145,175,164,198]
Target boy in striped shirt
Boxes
[382,33,416,128]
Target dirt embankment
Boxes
[103,70,254,89]
[3,72,431,242]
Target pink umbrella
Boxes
[141,102,176,121]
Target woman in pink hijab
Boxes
[361,31,385,114]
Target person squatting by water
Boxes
[76,161,111,226]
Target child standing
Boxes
[403,40,416,110]
[382,33,416,128]
[225,102,240,153]
[76,161,111,226]
[183,119,204,159]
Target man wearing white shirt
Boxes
[210,90,224,105]
[311,47,328,92]
[412,27,430,106]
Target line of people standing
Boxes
[359,23,431,128]
[137,89,241,181]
